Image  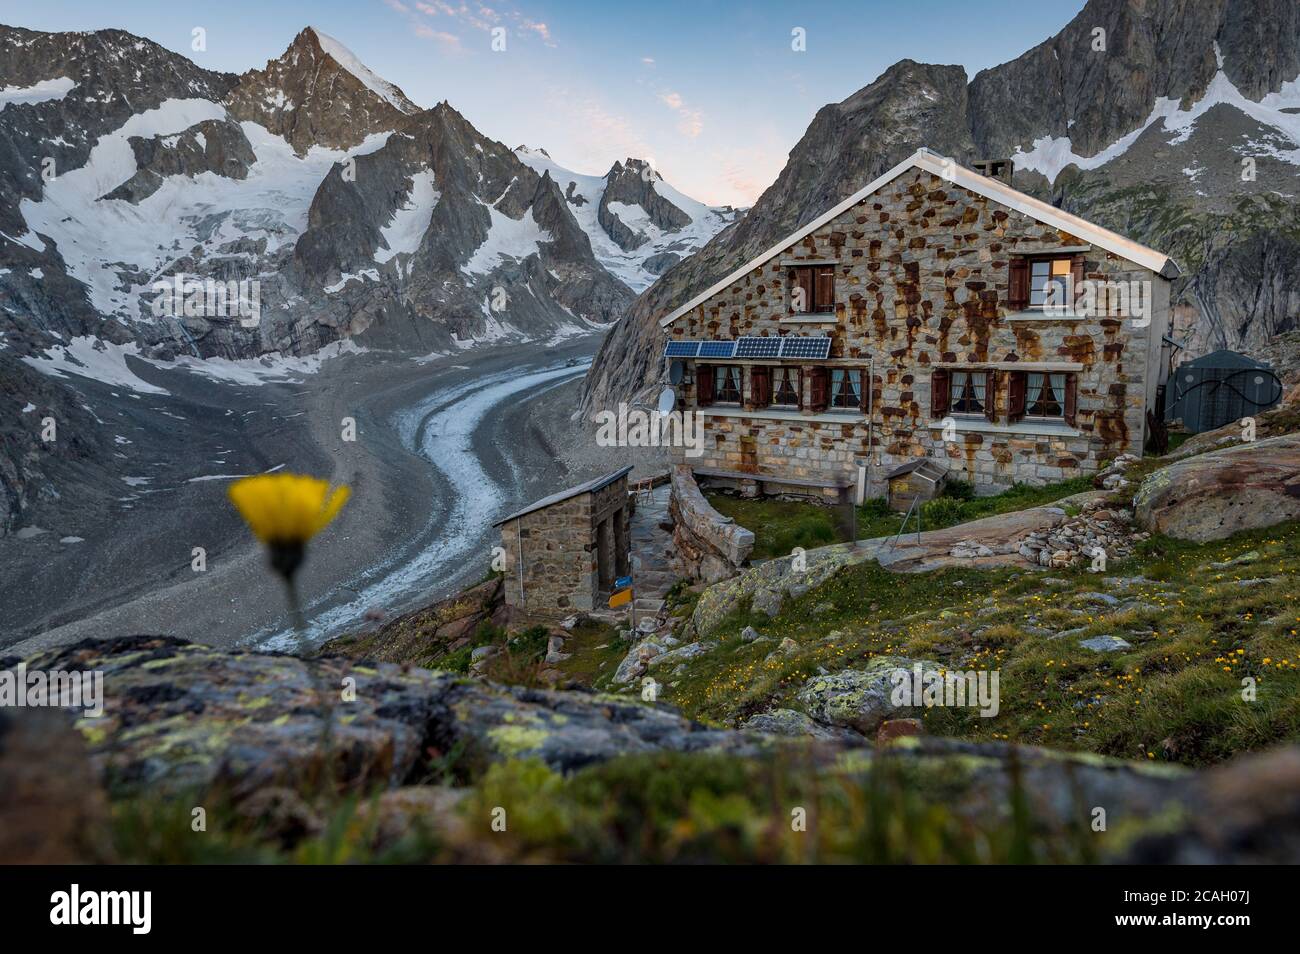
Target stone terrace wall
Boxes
[669,465,755,583]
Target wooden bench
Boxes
[691,466,854,502]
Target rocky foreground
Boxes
[3,634,1300,864]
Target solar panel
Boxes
[779,337,831,360]
[698,340,737,359]
[735,336,782,359]
[663,340,701,357]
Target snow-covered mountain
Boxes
[513,146,740,292]
[0,23,633,371]
[0,21,646,537]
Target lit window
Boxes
[1030,258,1072,308]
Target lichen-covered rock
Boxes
[1134,434,1300,542]
[796,656,940,734]
[741,709,864,743]
[647,640,717,669]
[11,636,775,794]
[690,542,868,637]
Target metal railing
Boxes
[888,495,923,550]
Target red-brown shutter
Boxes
[1070,253,1085,305]
[809,367,829,411]
[750,366,771,408]
[696,364,714,405]
[1008,371,1027,422]
[859,369,870,413]
[815,266,834,313]
[931,368,950,417]
[1008,258,1029,310]
[983,371,997,422]
[1064,374,1078,427]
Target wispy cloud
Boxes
[547,87,654,170]
[392,1,556,48]
[657,89,703,138]
[640,56,655,65]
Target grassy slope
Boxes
[709,476,1095,560]
[619,522,1300,766]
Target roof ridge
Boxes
[659,149,1178,328]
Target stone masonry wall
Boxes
[668,167,1167,493]
[499,495,596,617]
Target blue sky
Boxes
[2,0,1087,206]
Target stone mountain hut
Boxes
[493,466,633,618]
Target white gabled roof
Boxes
[659,148,1179,328]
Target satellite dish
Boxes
[668,360,685,385]
[657,387,677,415]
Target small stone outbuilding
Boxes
[886,459,949,511]
[494,466,633,618]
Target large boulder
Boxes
[1134,434,1300,542]
[796,656,941,735]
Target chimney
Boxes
[972,158,1015,184]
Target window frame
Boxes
[949,370,989,418]
[712,364,743,405]
[1027,256,1074,310]
[771,366,803,408]
[789,264,835,315]
[828,367,865,413]
[1023,371,1068,421]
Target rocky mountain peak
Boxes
[224,25,419,154]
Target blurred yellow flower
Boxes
[229,473,350,545]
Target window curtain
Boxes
[1026,372,1044,410]
[1026,373,1065,415]
[831,369,860,407]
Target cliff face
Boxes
[582,0,1300,414]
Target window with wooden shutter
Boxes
[809,367,829,412]
[1017,254,1080,311]
[790,265,835,314]
[1008,371,1027,422]
[696,364,714,406]
[931,368,951,417]
[1064,374,1078,427]
[1008,258,1029,311]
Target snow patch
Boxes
[461,202,553,276]
[23,336,169,395]
[0,76,76,111]
[375,169,439,264]
[1013,64,1300,183]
